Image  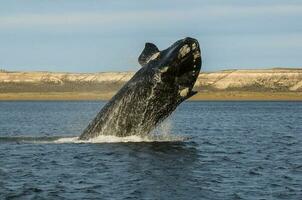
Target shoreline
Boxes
[1,92,301,101]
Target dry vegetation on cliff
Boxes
[0,68,301,100]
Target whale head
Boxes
[138,37,202,100]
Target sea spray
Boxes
[54,134,186,144]
[150,117,173,138]
[0,118,186,144]
[54,117,187,143]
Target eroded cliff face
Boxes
[0,71,133,84]
[0,71,134,92]
[0,69,302,92]
[195,69,302,92]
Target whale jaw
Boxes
[151,37,202,100]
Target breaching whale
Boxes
[79,37,201,140]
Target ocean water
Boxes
[0,101,301,200]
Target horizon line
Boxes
[1,66,302,74]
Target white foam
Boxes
[53,119,186,144]
[54,134,186,144]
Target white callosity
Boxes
[192,43,197,50]
[159,66,169,73]
[146,52,160,64]
[193,51,200,60]
[178,44,191,59]
[179,87,189,97]
[192,43,201,62]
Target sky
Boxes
[0,0,301,72]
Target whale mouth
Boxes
[174,37,202,88]
[157,37,201,90]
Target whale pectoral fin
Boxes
[186,91,198,99]
[178,90,198,103]
[138,43,160,66]
[181,90,197,101]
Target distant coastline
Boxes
[1,68,302,101]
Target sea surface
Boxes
[0,101,302,200]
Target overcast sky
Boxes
[0,0,301,72]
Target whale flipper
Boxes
[138,43,160,66]
[186,90,198,99]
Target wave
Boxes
[0,134,188,144]
[0,136,64,143]
[0,119,187,144]
[57,120,189,143]
[55,134,187,143]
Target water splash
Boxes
[0,117,186,144]
[57,117,186,143]
[0,135,187,144]
[151,118,172,137]
[0,126,186,144]
[55,134,187,144]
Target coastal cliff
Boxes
[0,68,302,100]
[195,69,302,92]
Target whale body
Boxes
[79,37,202,140]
